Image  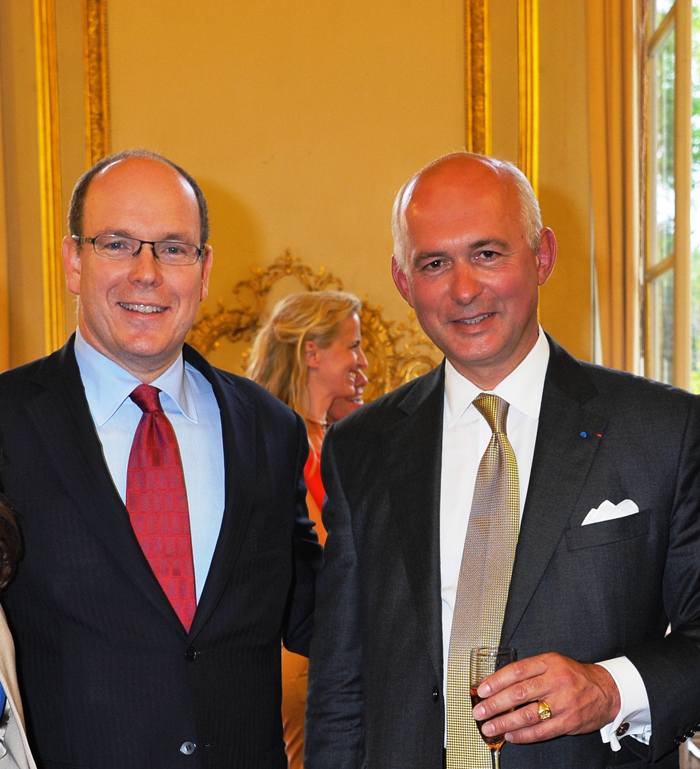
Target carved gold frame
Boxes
[34,0,64,354]
[35,0,109,354]
[465,0,491,154]
[465,0,538,190]
[187,253,441,402]
[518,0,539,193]
[83,0,111,166]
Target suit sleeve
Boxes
[304,427,365,769]
[624,395,700,760]
[282,412,324,657]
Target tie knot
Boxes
[129,384,163,414]
[473,393,509,435]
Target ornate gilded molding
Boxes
[518,0,539,193]
[34,0,65,354]
[83,0,110,165]
[187,252,440,402]
[465,0,492,155]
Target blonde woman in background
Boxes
[248,291,367,769]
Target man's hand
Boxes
[471,652,621,744]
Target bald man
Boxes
[305,152,700,768]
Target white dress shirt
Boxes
[439,330,650,749]
[74,330,225,601]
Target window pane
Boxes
[653,0,675,30]
[650,271,675,385]
[649,27,676,268]
[691,1,700,392]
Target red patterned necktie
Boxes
[126,384,197,631]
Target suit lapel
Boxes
[24,341,260,637]
[25,339,182,628]
[183,346,256,638]
[385,365,445,681]
[501,339,607,645]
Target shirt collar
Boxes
[74,328,197,427]
[444,329,550,427]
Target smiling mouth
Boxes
[456,313,494,325]
[119,303,165,314]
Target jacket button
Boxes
[615,722,629,737]
[432,687,439,702]
[184,647,198,662]
[180,741,197,755]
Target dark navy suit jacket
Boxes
[0,336,322,769]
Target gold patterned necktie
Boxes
[446,393,520,769]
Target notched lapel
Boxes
[185,349,256,637]
[385,365,445,680]
[501,342,607,646]
[25,341,184,629]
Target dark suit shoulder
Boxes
[0,342,75,401]
[333,363,444,430]
[546,336,698,412]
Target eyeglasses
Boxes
[72,234,204,266]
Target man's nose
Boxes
[451,262,483,303]
[128,243,162,282]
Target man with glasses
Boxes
[0,150,321,769]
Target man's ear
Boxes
[535,228,557,286]
[199,245,213,302]
[305,340,320,369]
[63,236,82,297]
[391,255,414,308]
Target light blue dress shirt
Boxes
[74,330,225,601]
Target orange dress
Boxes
[282,421,326,769]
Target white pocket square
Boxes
[581,499,640,526]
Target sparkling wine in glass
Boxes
[469,646,517,769]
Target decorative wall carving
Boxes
[34,0,65,354]
[187,252,441,402]
[465,0,491,155]
[34,0,110,355]
[83,0,111,166]
[518,0,539,192]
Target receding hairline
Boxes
[68,148,210,244]
[91,155,197,199]
[392,152,542,265]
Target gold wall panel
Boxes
[518,0,539,192]
[465,0,492,154]
[34,0,65,354]
[83,0,110,165]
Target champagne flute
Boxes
[469,646,517,769]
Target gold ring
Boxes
[538,700,553,721]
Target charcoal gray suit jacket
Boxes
[305,336,700,768]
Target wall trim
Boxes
[34,0,64,354]
[83,0,110,166]
[465,0,491,154]
[518,0,539,192]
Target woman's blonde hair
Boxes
[247,291,362,417]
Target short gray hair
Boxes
[391,152,542,270]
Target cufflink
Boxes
[615,722,630,737]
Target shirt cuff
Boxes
[596,657,652,751]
